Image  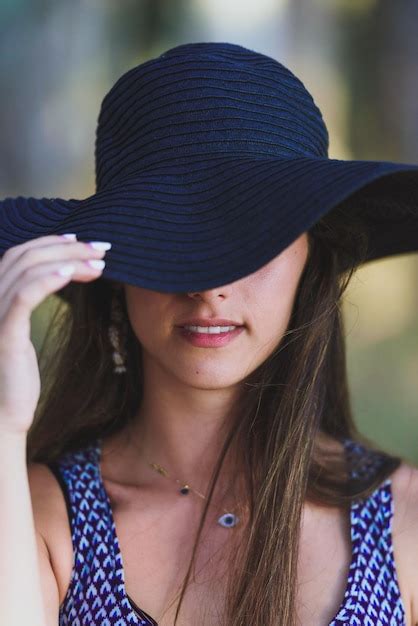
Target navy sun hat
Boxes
[1,41,418,301]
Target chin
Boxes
[185,374,243,391]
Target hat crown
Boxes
[94,42,329,191]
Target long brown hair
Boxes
[27,206,402,625]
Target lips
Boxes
[177,325,245,347]
[178,318,243,327]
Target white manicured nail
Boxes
[62,233,77,240]
[87,259,106,270]
[57,264,76,276]
[88,241,112,251]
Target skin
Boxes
[108,232,310,499]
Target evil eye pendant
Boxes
[217,513,239,528]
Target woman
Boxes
[1,42,418,626]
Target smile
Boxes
[176,326,245,347]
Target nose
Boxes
[186,288,227,301]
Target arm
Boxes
[0,431,59,626]
[0,235,107,625]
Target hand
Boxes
[0,234,110,436]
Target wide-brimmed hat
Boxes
[1,41,418,301]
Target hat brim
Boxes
[1,155,418,300]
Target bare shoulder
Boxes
[391,460,418,539]
[27,462,74,605]
[27,462,68,537]
[390,460,418,626]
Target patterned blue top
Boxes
[47,437,406,625]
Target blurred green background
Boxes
[2,0,417,463]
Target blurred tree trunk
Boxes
[337,0,418,312]
[0,0,189,195]
[337,0,418,162]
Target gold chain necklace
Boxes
[145,457,240,529]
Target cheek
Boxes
[256,294,294,346]
[248,263,301,340]
[124,290,164,344]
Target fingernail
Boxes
[86,259,106,270]
[57,264,76,276]
[62,233,77,241]
[88,241,112,251]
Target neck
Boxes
[124,358,244,498]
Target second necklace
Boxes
[146,458,240,529]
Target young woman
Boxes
[1,42,418,626]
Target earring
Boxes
[108,289,128,374]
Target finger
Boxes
[0,259,105,346]
[0,266,76,348]
[0,234,77,272]
[2,256,106,309]
[0,239,108,298]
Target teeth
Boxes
[183,325,237,334]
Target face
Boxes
[122,232,310,390]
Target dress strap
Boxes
[53,440,144,625]
[330,438,406,625]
